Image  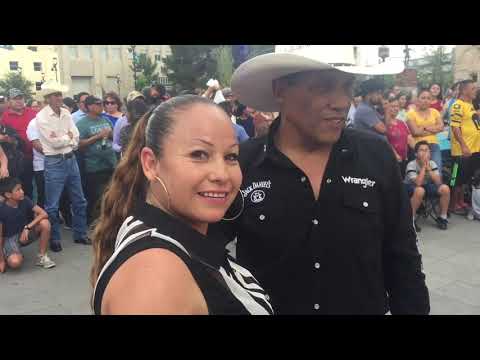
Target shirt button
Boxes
[314,262,320,269]
[314,304,320,310]
[326,178,332,184]
[363,201,369,208]
[265,294,270,301]
[312,219,319,225]
[301,176,306,182]
[259,214,266,221]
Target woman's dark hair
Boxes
[103,91,123,111]
[0,177,21,196]
[417,87,431,97]
[152,84,166,97]
[429,83,443,101]
[91,95,218,296]
[415,140,430,153]
[126,98,149,127]
[63,97,78,112]
[218,101,233,117]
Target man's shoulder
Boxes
[354,103,373,116]
[238,136,266,167]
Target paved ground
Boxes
[1,214,480,315]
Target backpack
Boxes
[0,125,25,178]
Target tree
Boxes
[130,53,160,91]
[214,46,234,87]
[415,46,453,90]
[0,72,34,100]
[162,45,219,91]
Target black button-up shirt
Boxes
[219,118,430,314]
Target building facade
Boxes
[0,45,60,99]
[454,45,480,83]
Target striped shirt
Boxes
[93,202,273,315]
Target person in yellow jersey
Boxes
[406,88,444,175]
[449,79,480,215]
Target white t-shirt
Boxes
[26,118,45,172]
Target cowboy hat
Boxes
[231,45,405,112]
[40,80,69,97]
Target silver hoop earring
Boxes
[154,176,172,211]
[222,192,244,221]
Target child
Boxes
[0,177,55,273]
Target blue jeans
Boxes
[429,143,442,180]
[44,155,87,244]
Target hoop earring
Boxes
[222,192,244,221]
[154,176,171,212]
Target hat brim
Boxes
[40,85,69,97]
[231,53,404,112]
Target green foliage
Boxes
[131,53,160,91]
[415,46,453,90]
[0,72,34,100]
[248,45,275,59]
[214,46,234,87]
[383,75,396,91]
[162,45,219,91]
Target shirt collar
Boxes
[134,201,227,268]
[252,116,356,167]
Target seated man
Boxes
[0,177,55,273]
[405,140,450,231]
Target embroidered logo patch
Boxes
[342,176,376,189]
[250,190,265,203]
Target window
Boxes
[35,82,42,91]
[9,61,18,70]
[111,48,122,62]
[34,62,42,71]
[158,76,169,85]
[28,46,38,52]
[69,46,78,59]
[100,46,108,62]
[82,46,92,59]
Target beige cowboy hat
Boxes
[40,80,69,97]
[231,45,405,112]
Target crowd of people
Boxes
[1,45,479,315]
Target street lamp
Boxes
[403,45,411,67]
[128,45,137,90]
[40,72,46,84]
[378,45,390,63]
[116,74,121,95]
[51,57,58,82]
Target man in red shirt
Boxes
[0,89,37,198]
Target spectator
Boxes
[27,99,42,113]
[71,92,90,124]
[449,79,480,215]
[63,97,78,114]
[77,96,117,224]
[353,78,387,138]
[407,89,418,111]
[346,95,362,127]
[442,83,460,125]
[429,83,443,113]
[1,88,37,199]
[119,97,149,155]
[397,92,409,122]
[385,97,415,178]
[144,84,167,108]
[0,177,55,273]
[102,92,124,128]
[406,88,444,174]
[112,91,145,154]
[252,111,276,138]
[0,96,6,118]
[217,101,249,143]
[234,103,255,138]
[404,141,450,231]
[36,81,89,252]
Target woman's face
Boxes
[398,95,407,109]
[143,103,242,232]
[418,91,432,110]
[30,101,41,112]
[104,97,119,114]
[430,84,441,98]
[389,100,400,118]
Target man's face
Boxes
[353,96,362,107]
[47,92,64,108]
[78,95,89,112]
[465,83,478,100]
[150,88,161,99]
[274,69,354,146]
[371,91,384,105]
[88,101,104,116]
[9,96,25,112]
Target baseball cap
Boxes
[126,91,145,103]
[8,88,24,99]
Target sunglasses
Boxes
[104,101,117,105]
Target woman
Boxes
[406,88,444,174]
[119,97,149,155]
[102,92,124,127]
[429,83,443,113]
[385,97,415,178]
[27,99,42,113]
[91,95,273,315]
[396,93,409,122]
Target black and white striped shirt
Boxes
[93,202,273,315]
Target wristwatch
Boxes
[24,226,31,231]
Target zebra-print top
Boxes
[93,202,273,315]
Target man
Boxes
[353,79,387,138]
[76,96,117,224]
[144,84,167,109]
[223,46,428,314]
[0,96,7,118]
[405,141,450,230]
[234,103,255,138]
[71,92,89,124]
[0,89,37,199]
[449,79,480,215]
[346,94,362,127]
[112,91,145,154]
[36,81,89,252]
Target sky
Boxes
[360,45,455,65]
